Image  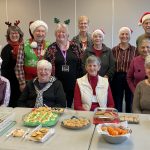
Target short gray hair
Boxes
[37,59,52,69]
[85,55,101,67]
[138,37,150,48]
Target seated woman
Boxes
[17,59,66,108]
[133,55,150,114]
[74,55,114,111]
[0,57,10,106]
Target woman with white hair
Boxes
[17,60,66,108]
[74,55,114,111]
[44,23,81,108]
[132,55,150,114]
[83,28,115,80]
[112,27,137,113]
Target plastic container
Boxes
[93,107,119,124]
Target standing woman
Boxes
[72,16,92,55]
[83,29,115,80]
[1,20,24,107]
[127,38,150,94]
[44,23,81,108]
[112,27,137,112]
[72,16,93,75]
[15,20,49,92]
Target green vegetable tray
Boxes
[23,111,59,127]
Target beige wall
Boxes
[0,0,150,49]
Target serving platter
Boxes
[23,107,59,127]
[61,116,90,130]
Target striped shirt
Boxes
[112,44,137,73]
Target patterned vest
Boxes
[24,39,50,80]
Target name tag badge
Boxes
[62,65,69,72]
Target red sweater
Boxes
[74,75,114,111]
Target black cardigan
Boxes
[17,79,66,108]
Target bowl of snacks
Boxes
[96,123,132,144]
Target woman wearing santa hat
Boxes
[15,20,50,92]
[136,12,150,47]
[1,20,23,107]
[83,28,115,80]
[111,27,137,113]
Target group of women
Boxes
[1,12,150,114]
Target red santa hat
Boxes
[92,29,105,39]
[119,27,133,37]
[29,20,48,34]
[138,12,150,26]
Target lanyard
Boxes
[61,50,67,63]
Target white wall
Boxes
[0,0,149,48]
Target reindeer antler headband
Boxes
[5,20,20,27]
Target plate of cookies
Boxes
[27,125,55,142]
[119,115,139,124]
[6,128,29,138]
[61,116,90,130]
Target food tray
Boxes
[93,107,119,124]
[61,116,90,130]
[23,108,59,127]
[119,115,139,124]
[27,125,55,142]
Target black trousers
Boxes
[111,72,133,113]
[65,89,74,108]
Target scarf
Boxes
[33,76,56,108]
[8,39,23,60]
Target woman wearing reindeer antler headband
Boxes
[1,20,24,107]
[44,19,82,108]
